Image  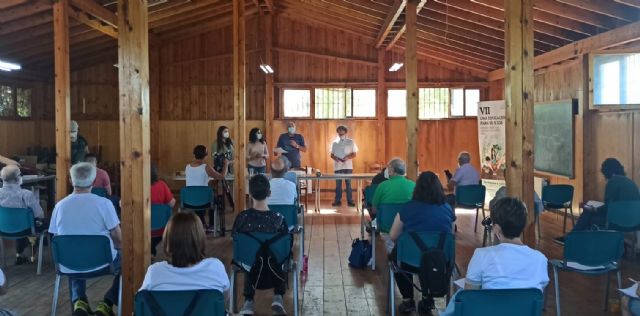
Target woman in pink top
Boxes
[150,164,175,256]
[86,154,111,195]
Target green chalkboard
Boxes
[534,99,576,178]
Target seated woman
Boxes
[139,212,229,292]
[388,171,455,314]
[440,197,549,316]
[150,163,175,256]
[185,145,227,187]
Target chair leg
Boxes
[536,213,541,239]
[37,233,45,275]
[605,271,611,311]
[569,207,575,227]
[117,275,123,316]
[371,227,376,271]
[389,267,395,316]
[51,274,61,316]
[293,263,299,316]
[562,208,568,233]
[0,237,5,268]
[553,266,561,316]
[299,228,304,274]
[229,270,236,314]
[474,208,479,233]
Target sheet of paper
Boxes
[619,283,639,298]
[566,261,605,271]
[454,278,466,289]
[584,200,605,209]
[22,175,39,180]
[273,147,288,154]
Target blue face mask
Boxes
[288,127,295,134]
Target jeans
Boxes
[334,169,353,203]
[243,271,286,300]
[248,166,266,174]
[573,206,607,231]
[389,246,421,299]
[70,253,121,305]
[13,218,48,254]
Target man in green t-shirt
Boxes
[370,158,416,220]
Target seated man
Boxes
[370,158,416,221]
[0,165,46,264]
[440,197,549,316]
[447,151,480,191]
[267,157,297,205]
[49,162,121,316]
[0,154,18,166]
[233,174,289,315]
[85,154,111,196]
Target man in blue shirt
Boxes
[276,121,307,169]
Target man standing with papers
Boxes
[330,125,358,207]
[276,121,307,169]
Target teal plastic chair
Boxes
[230,232,298,316]
[370,203,405,271]
[453,289,543,316]
[91,187,108,197]
[455,185,486,233]
[151,204,172,232]
[387,232,456,316]
[134,290,225,316]
[0,207,48,275]
[180,186,214,219]
[50,235,122,316]
[550,230,624,316]
[607,201,640,259]
[541,184,574,233]
[363,184,378,210]
[269,204,304,272]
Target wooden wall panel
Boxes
[0,121,39,158]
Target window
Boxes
[387,89,406,117]
[419,88,449,119]
[0,85,14,117]
[451,88,481,117]
[283,89,311,117]
[315,88,351,119]
[352,89,376,117]
[593,53,640,106]
[16,87,31,118]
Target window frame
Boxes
[449,87,482,118]
[0,82,32,120]
[279,86,378,120]
[589,50,640,110]
[351,88,377,118]
[280,87,313,119]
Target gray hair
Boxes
[271,156,290,178]
[458,152,471,164]
[70,162,96,188]
[70,120,79,132]
[388,158,406,176]
[0,165,20,184]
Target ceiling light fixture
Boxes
[388,62,403,72]
[260,63,274,74]
[0,60,21,72]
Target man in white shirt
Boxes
[331,125,358,207]
[267,157,297,205]
[48,162,121,316]
[447,151,480,191]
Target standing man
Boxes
[276,121,307,169]
[70,120,89,164]
[330,125,358,207]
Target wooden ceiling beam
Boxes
[386,0,427,50]
[375,0,405,48]
[0,0,29,10]
[417,26,503,56]
[278,11,377,41]
[414,36,503,67]
[614,0,640,9]
[10,30,108,62]
[251,0,263,15]
[264,0,274,12]
[556,0,640,22]
[0,11,52,36]
[391,42,491,78]
[150,3,232,30]
[280,1,380,33]
[157,7,259,40]
[417,14,503,49]
[534,0,619,30]
[149,0,224,22]
[1,24,89,55]
[24,36,115,67]
[282,0,382,30]
[413,38,502,69]
[319,0,389,19]
[68,5,118,38]
[69,0,116,27]
[0,0,51,24]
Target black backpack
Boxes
[410,232,450,298]
[245,232,289,290]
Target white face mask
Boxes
[223,131,230,139]
[288,127,295,134]
[70,131,78,142]
[383,168,390,179]
[339,134,346,140]
[256,133,263,140]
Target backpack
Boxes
[245,232,289,290]
[348,238,372,269]
[410,232,450,298]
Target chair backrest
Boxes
[455,185,486,208]
[0,207,35,236]
[541,184,573,207]
[377,203,405,233]
[180,186,213,209]
[364,184,378,205]
[564,231,624,266]
[453,288,543,316]
[607,201,640,232]
[268,205,297,229]
[232,232,292,268]
[134,290,225,316]
[91,187,108,197]
[51,235,114,273]
[396,231,455,267]
[151,204,173,231]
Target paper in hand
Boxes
[274,147,288,154]
[619,283,639,298]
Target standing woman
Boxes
[247,128,268,174]
[213,126,234,175]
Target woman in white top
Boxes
[185,145,227,186]
[139,212,230,292]
[439,197,549,316]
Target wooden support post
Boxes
[150,46,160,165]
[233,0,247,211]
[377,49,387,164]
[53,0,71,202]
[504,0,535,245]
[117,0,151,313]
[405,0,419,181]
[264,14,274,164]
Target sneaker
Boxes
[271,295,287,315]
[15,255,28,265]
[72,299,90,316]
[240,300,254,315]
[331,201,341,207]
[399,298,416,313]
[553,236,565,245]
[347,202,356,207]
[417,298,434,316]
[94,301,114,316]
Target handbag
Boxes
[348,238,372,269]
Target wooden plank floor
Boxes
[0,205,638,315]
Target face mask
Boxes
[223,131,230,139]
[383,168,389,179]
[256,133,263,140]
[288,127,295,134]
[339,135,346,140]
[70,131,78,142]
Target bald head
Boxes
[0,165,21,184]
[271,157,289,178]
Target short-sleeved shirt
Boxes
[452,163,480,186]
[372,176,415,207]
[71,135,88,164]
[399,200,454,234]
[0,183,44,219]
[139,258,230,292]
[267,178,297,205]
[277,133,305,168]
[93,168,111,192]
[151,180,174,205]
[185,164,209,187]
[605,175,640,204]
[232,208,288,234]
[331,138,358,171]
[466,243,549,291]
[247,141,268,168]
[48,192,120,273]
